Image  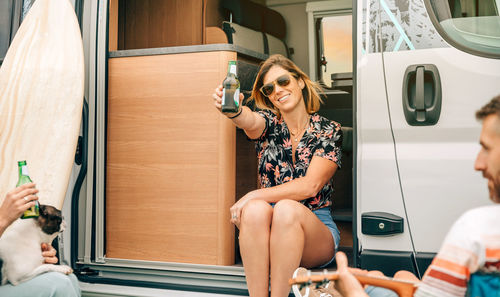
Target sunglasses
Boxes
[259,74,294,97]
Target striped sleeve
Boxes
[414,206,500,297]
[414,246,473,297]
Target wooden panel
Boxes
[206,26,228,44]
[107,51,237,265]
[108,0,119,51]
[120,0,204,50]
[205,0,224,27]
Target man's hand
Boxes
[41,243,58,264]
[333,252,369,297]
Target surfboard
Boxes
[0,0,84,210]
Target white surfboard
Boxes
[0,0,84,209]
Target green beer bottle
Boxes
[221,61,240,113]
[17,160,39,219]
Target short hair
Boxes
[250,54,323,118]
[476,95,500,120]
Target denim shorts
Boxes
[313,207,340,268]
[365,286,399,297]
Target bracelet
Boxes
[228,108,243,119]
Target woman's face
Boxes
[262,65,305,114]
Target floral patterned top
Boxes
[251,109,342,211]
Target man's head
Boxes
[475,95,500,203]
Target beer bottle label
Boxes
[234,89,240,108]
[21,166,28,176]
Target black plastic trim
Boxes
[71,98,88,270]
[222,22,235,44]
[415,252,436,275]
[359,250,418,277]
[402,64,442,126]
[423,0,500,59]
[352,0,358,268]
[262,32,269,55]
[361,212,404,235]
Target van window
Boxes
[318,15,352,88]
[0,0,21,66]
[0,0,36,66]
[425,0,500,58]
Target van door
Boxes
[356,0,417,276]
[378,0,500,274]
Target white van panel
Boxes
[357,53,413,252]
[382,47,500,252]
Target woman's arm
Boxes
[230,156,338,225]
[247,156,337,203]
[212,85,266,139]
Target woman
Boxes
[212,54,342,297]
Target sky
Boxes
[322,15,353,86]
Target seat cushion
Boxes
[341,126,353,153]
[266,33,288,57]
[223,22,265,55]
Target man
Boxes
[300,95,500,297]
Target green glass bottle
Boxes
[221,61,240,113]
[17,160,39,219]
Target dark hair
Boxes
[250,54,323,118]
[476,95,500,120]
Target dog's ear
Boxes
[39,204,48,216]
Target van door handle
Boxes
[402,64,442,126]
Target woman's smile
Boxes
[277,94,290,103]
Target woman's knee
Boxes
[240,199,273,227]
[393,270,419,282]
[366,270,386,278]
[272,199,302,227]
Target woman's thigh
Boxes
[272,200,335,268]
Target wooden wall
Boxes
[106,51,237,265]
[109,0,224,50]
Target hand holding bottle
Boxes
[213,60,243,118]
[213,84,244,118]
[0,183,39,235]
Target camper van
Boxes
[1,0,499,296]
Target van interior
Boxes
[103,0,354,270]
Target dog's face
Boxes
[36,205,64,235]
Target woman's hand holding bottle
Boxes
[212,84,244,118]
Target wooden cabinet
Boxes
[106,51,237,265]
[109,0,224,51]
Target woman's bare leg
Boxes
[269,200,335,297]
[239,199,274,297]
[393,270,420,282]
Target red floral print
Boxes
[249,109,342,211]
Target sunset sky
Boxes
[321,15,352,86]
